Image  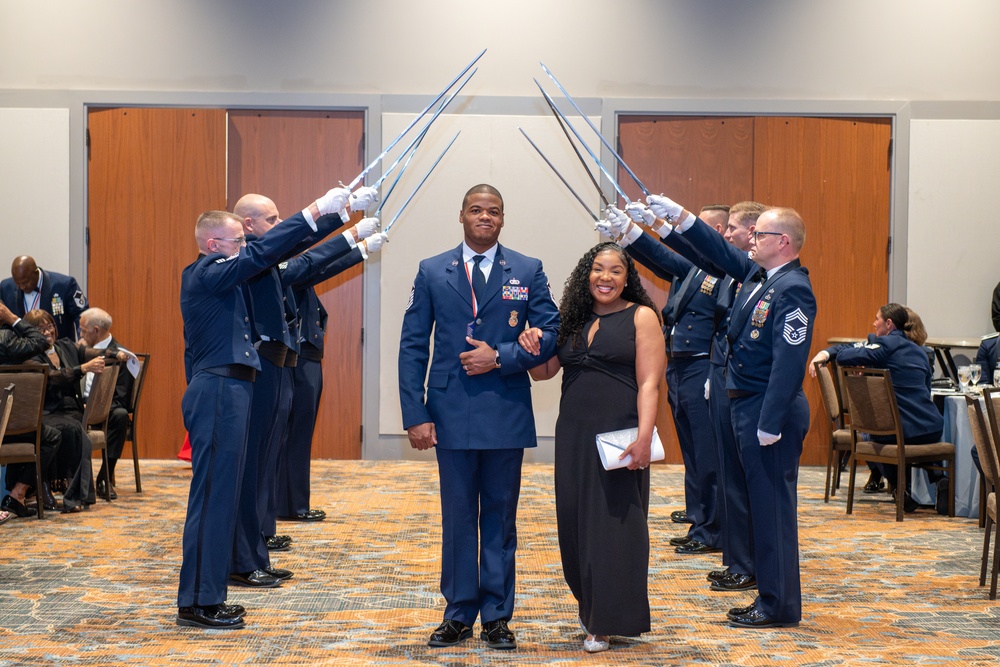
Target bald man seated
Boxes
[1,255,88,341]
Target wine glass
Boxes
[995,368,1000,388]
[958,365,971,393]
[969,363,982,389]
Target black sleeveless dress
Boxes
[554,305,651,636]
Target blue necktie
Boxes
[472,255,487,303]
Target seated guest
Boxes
[975,332,999,385]
[810,303,943,512]
[22,309,108,513]
[0,302,61,518]
[1,256,88,341]
[78,308,135,499]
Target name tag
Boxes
[502,285,529,301]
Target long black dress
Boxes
[554,305,650,636]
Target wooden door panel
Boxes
[87,107,227,460]
[228,110,366,459]
[619,116,756,464]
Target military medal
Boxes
[750,329,760,340]
[509,310,519,327]
[751,300,771,327]
[699,275,719,295]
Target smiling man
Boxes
[398,184,560,650]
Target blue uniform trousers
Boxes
[667,356,720,546]
[262,364,295,537]
[178,372,252,607]
[731,391,807,623]
[276,356,323,516]
[435,447,523,627]
[709,363,754,576]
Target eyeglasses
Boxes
[209,236,246,245]
[752,231,783,241]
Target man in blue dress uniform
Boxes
[398,184,560,649]
[2,256,88,341]
[650,196,815,628]
[176,184,374,629]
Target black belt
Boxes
[298,347,323,362]
[284,351,298,368]
[256,341,289,367]
[205,364,257,382]
[727,389,756,399]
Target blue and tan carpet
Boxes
[1,460,999,666]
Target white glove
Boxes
[704,377,710,400]
[646,194,684,223]
[363,232,388,255]
[595,206,631,236]
[757,429,781,447]
[625,202,657,226]
[315,187,351,217]
[349,186,379,213]
[355,217,380,240]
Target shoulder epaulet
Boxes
[982,332,1000,341]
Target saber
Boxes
[518,127,598,222]
[533,79,630,205]
[347,48,485,189]
[384,131,461,235]
[540,62,651,198]
[536,84,609,208]
[374,69,476,216]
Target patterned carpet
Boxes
[1,459,999,666]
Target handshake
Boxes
[594,194,690,245]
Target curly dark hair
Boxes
[557,242,661,347]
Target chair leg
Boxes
[948,459,955,518]
[846,456,858,515]
[34,450,45,520]
[981,515,993,587]
[99,449,112,501]
[824,442,835,503]
[991,520,1000,600]
[132,435,142,494]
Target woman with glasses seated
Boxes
[21,309,113,513]
[809,303,943,512]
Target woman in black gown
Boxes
[519,242,665,653]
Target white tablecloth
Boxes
[911,393,979,518]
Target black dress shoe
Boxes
[669,535,692,546]
[728,607,798,628]
[675,540,721,554]
[266,535,292,551]
[177,604,246,629]
[96,479,118,500]
[42,483,58,511]
[228,570,282,588]
[710,573,758,591]
[863,471,885,494]
[428,619,473,647]
[220,602,246,618]
[727,602,757,620]
[262,566,293,581]
[671,510,695,524]
[480,619,516,649]
[707,568,730,583]
[1,495,30,518]
[278,509,326,522]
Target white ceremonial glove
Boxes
[704,377,711,400]
[355,217,380,240]
[349,186,379,213]
[757,429,781,447]
[363,232,388,255]
[646,194,684,223]
[315,187,351,217]
[595,206,631,236]
[625,202,657,226]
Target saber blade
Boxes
[518,127,598,222]
[385,131,461,235]
[536,83,609,208]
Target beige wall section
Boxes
[0,108,70,273]
[907,119,1000,339]
[378,113,602,444]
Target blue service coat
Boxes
[1,268,88,341]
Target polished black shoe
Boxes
[262,566,293,581]
[428,619,473,647]
[711,573,758,592]
[863,471,885,494]
[266,535,292,551]
[42,483,58,511]
[727,602,757,620]
[1,495,31,518]
[96,478,118,500]
[902,490,919,513]
[670,510,694,524]
[480,619,517,649]
[675,540,721,554]
[707,568,730,583]
[728,607,798,628]
[177,604,246,629]
[277,509,326,522]
[228,570,282,588]
[669,535,692,546]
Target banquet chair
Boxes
[123,352,150,493]
[0,365,49,518]
[815,361,853,502]
[841,366,955,521]
[82,361,120,502]
[0,384,13,439]
[966,394,999,598]
[979,388,1000,598]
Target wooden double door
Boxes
[618,115,892,466]
[86,107,366,460]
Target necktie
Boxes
[472,255,487,303]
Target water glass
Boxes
[969,363,982,388]
[994,368,1000,387]
[958,365,971,393]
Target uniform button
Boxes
[684,339,690,344]
[687,325,693,330]
[244,334,249,340]
[245,351,250,357]
[476,318,482,325]
[244,317,249,323]
[315,321,320,326]
[738,363,743,368]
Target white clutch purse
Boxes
[595,426,664,471]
